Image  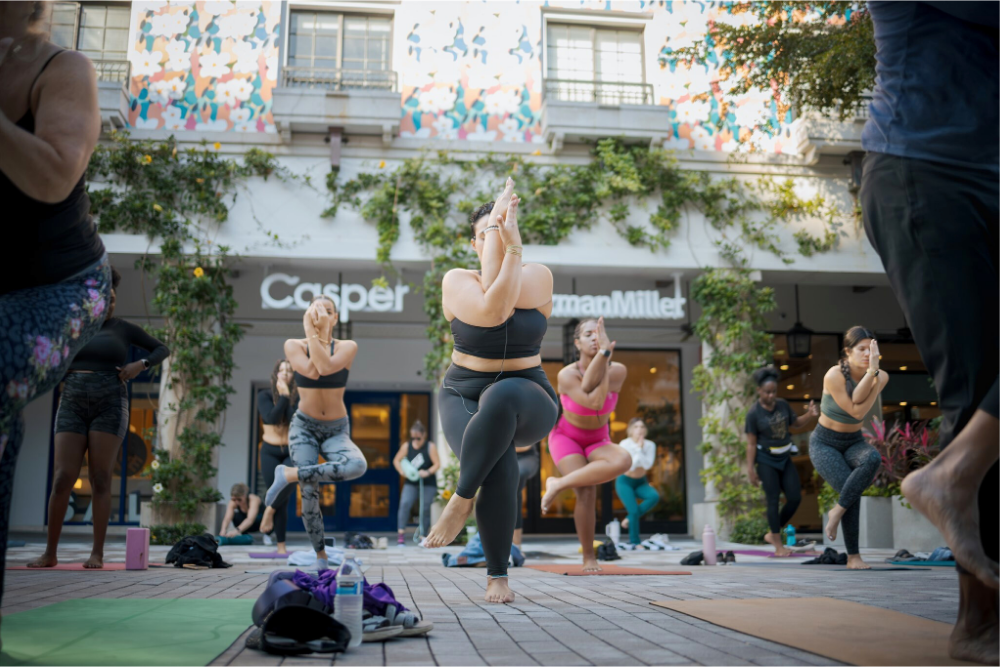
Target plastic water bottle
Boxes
[786,524,796,547]
[702,524,717,565]
[606,518,621,544]
[334,556,364,648]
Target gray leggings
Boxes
[808,424,881,555]
[397,482,436,535]
[289,411,368,552]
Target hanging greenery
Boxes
[325,138,843,381]
[87,131,295,533]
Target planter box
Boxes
[823,496,894,549]
[892,497,946,552]
[140,501,221,535]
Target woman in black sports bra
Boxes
[422,178,559,604]
[256,358,298,554]
[1,4,109,603]
[261,295,367,571]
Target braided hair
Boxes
[839,326,875,398]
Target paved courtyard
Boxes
[3,534,961,666]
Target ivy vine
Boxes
[87,131,294,528]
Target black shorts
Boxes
[54,371,128,438]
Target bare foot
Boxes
[621,517,629,531]
[277,544,287,555]
[260,506,275,535]
[764,532,791,557]
[582,556,602,573]
[485,577,515,604]
[26,552,57,568]
[541,477,562,514]
[423,494,475,548]
[902,462,1000,589]
[84,553,104,569]
[846,554,871,570]
[826,504,846,542]
[950,573,1000,664]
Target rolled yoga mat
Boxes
[526,564,691,576]
[731,549,820,558]
[248,552,290,559]
[650,597,976,666]
[0,598,254,666]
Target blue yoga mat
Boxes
[887,559,956,567]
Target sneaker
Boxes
[616,542,639,551]
[397,534,406,547]
[648,534,671,547]
[724,550,736,565]
[640,539,665,551]
[262,534,273,546]
[376,537,388,550]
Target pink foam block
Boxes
[126,527,150,570]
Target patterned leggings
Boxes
[289,411,368,553]
[0,255,111,603]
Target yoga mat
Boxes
[731,549,820,558]
[6,541,26,548]
[248,552,289,559]
[649,597,975,666]
[0,598,254,666]
[887,559,957,567]
[526,564,690,576]
[7,562,169,571]
[729,561,928,571]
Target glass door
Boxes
[341,392,399,533]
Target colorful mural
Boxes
[128,0,281,133]
[123,0,793,152]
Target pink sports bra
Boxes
[561,392,619,417]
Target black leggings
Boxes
[439,365,558,577]
[515,445,541,531]
[260,442,293,543]
[756,461,802,535]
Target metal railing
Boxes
[281,67,398,92]
[544,78,653,106]
[852,93,874,121]
[92,59,131,84]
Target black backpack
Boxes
[596,541,621,561]
[165,533,232,569]
[345,532,375,549]
[246,590,350,655]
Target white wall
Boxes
[10,392,56,530]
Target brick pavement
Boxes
[3,536,961,666]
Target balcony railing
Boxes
[544,78,653,106]
[93,59,131,84]
[852,93,874,121]
[280,67,398,92]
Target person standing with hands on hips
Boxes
[745,367,818,557]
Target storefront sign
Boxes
[260,273,410,323]
[552,274,686,320]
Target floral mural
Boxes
[123,0,792,152]
[128,0,281,133]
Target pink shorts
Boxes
[548,416,614,464]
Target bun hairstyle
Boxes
[311,294,337,312]
[839,325,875,398]
[410,420,426,435]
[469,201,496,238]
[752,366,780,387]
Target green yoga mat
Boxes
[0,598,253,666]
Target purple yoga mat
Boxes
[249,552,290,559]
[731,549,819,558]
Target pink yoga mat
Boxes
[8,562,169,571]
[732,549,819,558]
[249,552,290,559]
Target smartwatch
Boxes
[600,349,611,359]
[141,359,151,370]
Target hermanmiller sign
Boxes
[552,273,686,320]
[260,273,410,322]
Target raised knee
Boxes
[346,457,367,481]
[614,449,632,475]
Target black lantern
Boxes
[787,285,813,358]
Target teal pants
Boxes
[615,475,660,545]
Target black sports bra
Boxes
[294,341,350,389]
[450,308,547,359]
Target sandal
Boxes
[384,605,434,637]
[361,612,404,642]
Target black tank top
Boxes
[0,50,105,295]
[450,308,547,359]
[404,440,436,486]
[293,341,350,389]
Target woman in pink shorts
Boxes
[542,317,631,571]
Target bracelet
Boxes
[483,226,500,234]
[310,334,331,345]
[506,247,522,256]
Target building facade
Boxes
[11,1,935,537]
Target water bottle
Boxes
[605,518,621,544]
[334,556,364,648]
[786,524,796,547]
[702,524,717,565]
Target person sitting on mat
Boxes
[219,483,262,545]
[615,418,660,548]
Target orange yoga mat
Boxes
[650,597,980,666]
[526,564,691,576]
[7,562,169,571]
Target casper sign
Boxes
[552,273,685,320]
[261,273,410,323]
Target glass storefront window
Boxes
[351,403,392,470]
[350,484,390,518]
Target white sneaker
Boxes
[640,539,665,551]
[616,542,638,551]
[376,537,388,550]
[262,534,274,546]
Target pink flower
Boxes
[70,318,82,339]
[6,380,29,401]
[88,289,100,301]
[63,345,70,359]
[33,336,53,367]
[92,299,106,318]
[48,349,62,368]
[85,278,99,287]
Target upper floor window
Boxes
[286,11,394,90]
[52,2,131,81]
[545,23,650,105]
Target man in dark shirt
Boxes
[860,2,998,662]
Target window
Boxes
[286,11,394,90]
[51,3,131,82]
[545,22,649,105]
